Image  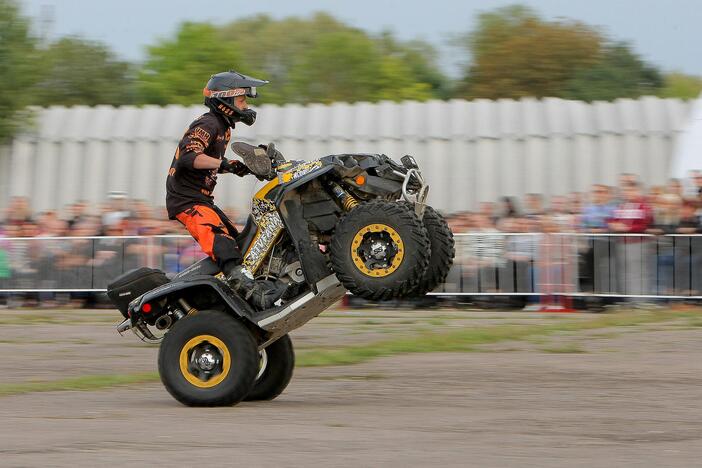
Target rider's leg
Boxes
[175,205,285,309]
[175,205,242,270]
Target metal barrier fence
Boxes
[0,234,701,299]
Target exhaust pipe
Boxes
[116,318,132,334]
[155,314,173,330]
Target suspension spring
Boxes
[326,181,359,211]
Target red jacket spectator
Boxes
[608,183,654,236]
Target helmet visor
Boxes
[205,87,258,99]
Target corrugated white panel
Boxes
[572,135,597,192]
[474,99,499,139]
[597,134,623,187]
[83,140,109,204]
[521,98,546,137]
[496,99,521,138]
[37,107,69,141]
[568,100,596,136]
[377,101,401,138]
[593,101,623,135]
[523,137,548,194]
[448,99,475,139]
[400,101,423,139]
[33,140,59,212]
[0,97,696,214]
[543,98,571,136]
[8,140,34,198]
[0,146,10,209]
[426,100,451,139]
[56,141,83,208]
[545,136,571,196]
[449,139,474,212]
[85,105,118,141]
[475,138,499,203]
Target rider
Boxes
[166,70,285,310]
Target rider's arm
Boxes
[176,124,221,170]
[193,154,223,170]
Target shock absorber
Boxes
[326,181,359,211]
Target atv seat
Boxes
[235,214,257,254]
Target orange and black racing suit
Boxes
[166,111,242,272]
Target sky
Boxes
[20,0,702,76]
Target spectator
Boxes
[498,196,519,219]
[689,170,702,199]
[464,214,505,293]
[581,185,615,232]
[537,215,576,310]
[647,194,682,294]
[479,201,497,225]
[503,216,538,306]
[580,185,616,293]
[524,193,545,218]
[609,181,654,297]
[549,195,577,232]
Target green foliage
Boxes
[563,43,663,101]
[33,36,135,106]
[0,0,39,142]
[455,4,663,101]
[219,13,437,104]
[288,30,431,103]
[455,4,602,99]
[658,72,702,99]
[137,22,242,105]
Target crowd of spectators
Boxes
[445,171,702,236]
[1,172,701,309]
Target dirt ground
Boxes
[1,307,701,467]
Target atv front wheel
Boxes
[158,310,258,407]
[245,334,294,401]
[331,201,430,300]
[411,206,455,295]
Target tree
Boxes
[563,43,663,101]
[0,0,39,142]
[288,30,432,103]
[658,73,702,99]
[455,5,602,99]
[219,13,439,104]
[137,22,241,105]
[376,32,452,99]
[32,37,135,106]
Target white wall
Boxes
[0,96,694,215]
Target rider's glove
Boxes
[219,159,250,177]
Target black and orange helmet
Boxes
[203,71,268,127]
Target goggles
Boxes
[204,87,258,99]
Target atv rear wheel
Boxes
[158,310,258,407]
[245,334,294,401]
[331,201,430,300]
[411,206,455,295]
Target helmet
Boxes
[203,71,269,126]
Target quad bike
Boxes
[109,143,455,407]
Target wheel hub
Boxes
[179,335,231,388]
[197,351,217,371]
[351,224,405,277]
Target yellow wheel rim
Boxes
[179,334,231,388]
[350,223,405,277]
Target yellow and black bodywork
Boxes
[114,152,423,346]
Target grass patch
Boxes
[540,344,587,354]
[297,310,698,367]
[0,372,159,397]
[1,309,698,397]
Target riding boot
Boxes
[225,265,287,310]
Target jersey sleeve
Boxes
[175,121,215,170]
